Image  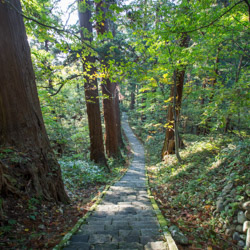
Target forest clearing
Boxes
[0,0,249,249]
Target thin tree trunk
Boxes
[162,33,190,158]
[130,91,135,110]
[0,0,69,203]
[78,0,108,167]
[173,71,182,162]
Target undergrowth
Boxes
[128,111,250,249]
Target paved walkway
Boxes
[64,114,168,250]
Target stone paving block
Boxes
[80,225,105,232]
[102,198,120,203]
[139,210,155,216]
[119,249,139,250]
[105,224,132,231]
[111,215,139,221]
[119,242,143,250]
[138,217,158,223]
[88,234,112,244]
[118,208,138,215]
[114,230,141,243]
[70,234,89,242]
[96,205,119,212]
[131,201,151,206]
[141,229,162,237]
[136,197,150,202]
[117,202,132,205]
[118,204,137,210]
[102,194,121,201]
[120,235,140,243]
[91,211,116,217]
[100,200,118,205]
[140,235,165,245]
[91,211,109,218]
[86,216,113,222]
[90,243,119,249]
[121,196,137,202]
[119,229,141,237]
[144,241,168,250]
[111,221,129,228]
[87,220,112,226]
[64,242,90,250]
[129,222,160,230]
[87,230,119,237]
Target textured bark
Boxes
[114,84,124,148]
[78,0,108,167]
[101,79,121,157]
[162,33,190,158]
[96,0,122,158]
[0,0,69,203]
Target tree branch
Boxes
[175,0,245,33]
[4,0,99,54]
[50,74,82,96]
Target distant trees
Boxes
[119,0,249,160]
[0,0,69,203]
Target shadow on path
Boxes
[64,113,168,250]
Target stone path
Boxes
[64,114,168,250]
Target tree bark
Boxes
[162,33,190,158]
[101,78,121,157]
[0,0,69,203]
[78,0,108,167]
[114,84,124,148]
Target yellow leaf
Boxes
[24,229,29,232]
[204,205,212,210]
[164,97,173,103]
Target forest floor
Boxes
[0,149,131,249]
[146,134,249,249]
[128,113,249,249]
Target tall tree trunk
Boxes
[78,0,108,167]
[96,0,122,158]
[0,0,69,203]
[162,33,190,158]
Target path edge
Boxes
[53,131,132,250]
[145,168,178,250]
[125,112,178,249]
[145,168,179,250]
[53,165,131,250]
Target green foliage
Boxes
[59,151,128,193]
[59,158,108,190]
